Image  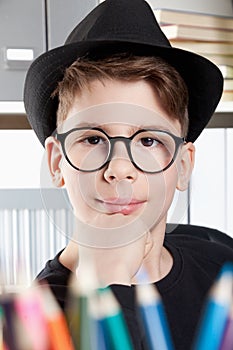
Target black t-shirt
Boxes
[37,234,233,350]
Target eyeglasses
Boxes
[56,127,185,173]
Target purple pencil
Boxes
[220,303,233,350]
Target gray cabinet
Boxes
[47,0,97,49]
[0,0,97,101]
[0,0,45,101]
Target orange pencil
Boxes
[40,284,74,350]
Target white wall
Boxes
[190,128,233,236]
[0,130,44,188]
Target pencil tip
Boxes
[135,265,150,284]
[218,262,233,278]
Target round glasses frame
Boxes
[56,127,186,174]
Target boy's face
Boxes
[46,79,195,247]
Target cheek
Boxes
[159,165,179,211]
[63,166,103,217]
[78,170,105,203]
[146,166,178,223]
[63,170,80,211]
[164,167,179,206]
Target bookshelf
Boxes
[0,101,232,129]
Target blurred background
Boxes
[0,0,233,288]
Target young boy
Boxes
[24,1,233,349]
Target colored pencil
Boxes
[65,275,81,350]
[40,284,74,350]
[66,256,99,350]
[192,263,233,350]
[98,286,133,350]
[0,296,19,350]
[1,295,32,350]
[78,295,93,350]
[90,317,109,350]
[14,287,48,350]
[220,302,233,350]
[88,292,109,350]
[136,282,174,350]
[0,306,3,350]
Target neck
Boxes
[132,219,173,284]
[59,240,79,272]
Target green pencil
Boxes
[98,287,133,350]
[66,256,99,350]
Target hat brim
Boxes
[24,39,223,146]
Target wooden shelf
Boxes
[207,101,233,128]
[0,102,30,129]
[0,101,232,129]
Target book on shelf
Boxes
[170,41,233,66]
[221,90,233,102]
[218,65,233,79]
[161,25,233,43]
[199,55,233,67]
[224,79,233,91]
[154,9,233,30]
[169,41,233,55]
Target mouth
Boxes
[97,198,146,215]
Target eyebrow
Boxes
[69,122,175,135]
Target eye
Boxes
[140,137,160,147]
[83,135,104,145]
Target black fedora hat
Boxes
[24,0,223,146]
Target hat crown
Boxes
[24,0,223,146]
[66,0,171,47]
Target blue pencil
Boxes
[94,318,110,350]
[192,263,233,350]
[89,292,110,350]
[136,283,174,350]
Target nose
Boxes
[103,142,138,183]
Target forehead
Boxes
[58,79,181,135]
[59,103,181,135]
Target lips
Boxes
[97,198,146,215]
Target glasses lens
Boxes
[131,131,176,172]
[64,129,110,171]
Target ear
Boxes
[176,142,195,191]
[45,136,65,187]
